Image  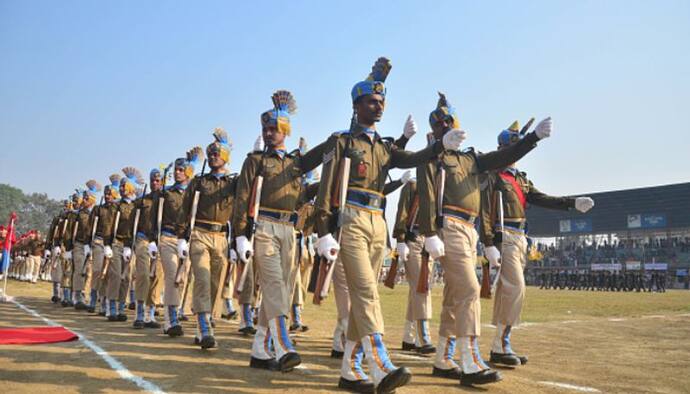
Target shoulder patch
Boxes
[323,148,335,164]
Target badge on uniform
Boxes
[357,161,367,177]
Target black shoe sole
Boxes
[432,366,462,380]
[490,352,521,366]
[250,357,280,371]
[377,367,412,393]
[338,377,375,393]
[133,321,145,329]
[460,370,503,386]
[416,345,436,355]
[239,327,257,336]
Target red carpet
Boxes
[0,326,78,344]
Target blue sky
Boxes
[1,0,689,209]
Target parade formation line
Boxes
[11,298,166,394]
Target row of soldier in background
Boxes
[534,269,667,292]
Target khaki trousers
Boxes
[134,237,161,305]
[236,257,256,305]
[439,218,481,338]
[190,228,228,316]
[61,254,73,288]
[92,240,105,294]
[492,230,528,326]
[333,256,351,320]
[254,220,296,323]
[291,243,314,305]
[72,243,88,292]
[161,235,183,306]
[339,206,387,341]
[404,235,432,321]
[50,252,62,283]
[106,241,124,300]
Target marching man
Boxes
[480,121,594,366]
[417,93,552,386]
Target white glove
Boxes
[229,249,238,264]
[401,170,413,185]
[84,244,91,258]
[104,246,113,259]
[253,134,264,151]
[123,247,132,262]
[148,242,158,259]
[396,242,410,262]
[317,233,340,262]
[236,236,253,263]
[485,246,501,268]
[64,250,73,261]
[575,197,594,213]
[177,239,188,259]
[43,250,51,259]
[442,129,467,151]
[534,117,552,140]
[424,235,445,259]
[307,236,316,257]
[403,114,417,139]
[52,246,62,257]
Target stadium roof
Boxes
[527,182,690,237]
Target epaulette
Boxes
[333,130,348,137]
[247,150,264,157]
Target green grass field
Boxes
[1,280,689,393]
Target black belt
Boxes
[442,207,477,224]
[195,221,229,233]
[346,189,386,210]
[258,209,298,224]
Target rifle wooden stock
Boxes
[235,175,263,296]
[123,208,140,281]
[313,157,350,305]
[149,195,165,279]
[100,210,121,281]
[175,190,200,286]
[384,255,399,289]
[416,250,430,294]
[480,263,492,299]
[490,191,504,294]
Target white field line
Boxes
[11,299,166,394]
[538,381,601,392]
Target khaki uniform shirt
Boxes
[418,132,540,237]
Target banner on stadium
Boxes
[627,213,667,229]
[676,269,688,277]
[644,263,668,271]
[591,263,622,271]
[559,218,592,234]
[626,261,641,270]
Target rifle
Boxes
[480,184,496,299]
[176,160,206,287]
[100,209,121,280]
[149,165,170,280]
[383,253,399,289]
[490,191,504,294]
[82,195,104,277]
[312,156,350,305]
[519,117,536,136]
[235,174,263,295]
[124,184,145,283]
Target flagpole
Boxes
[1,215,16,302]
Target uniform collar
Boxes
[267,145,288,159]
[171,182,188,191]
[351,124,379,143]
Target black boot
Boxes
[432,366,462,379]
[144,321,161,329]
[199,335,216,349]
[133,320,145,329]
[331,349,344,359]
[167,325,184,337]
[278,352,301,372]
[401,341,416,351]
[376,367,412,393]
[490,351,521,366]
[250,356,280,371]
[416,344,436,355]
[238,326,256,336]
[460,369,502,386]
[338,377,375,393]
